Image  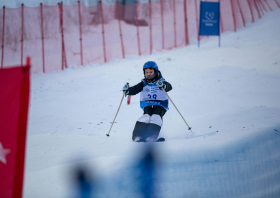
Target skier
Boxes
[122,61,172,142]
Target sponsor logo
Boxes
[205,11,214,20]
[202,11,217,26]
[146,101,160,105]
[151,86,158,93]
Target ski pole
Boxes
[161,87,193,133]
[106,83,128,136]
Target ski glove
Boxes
[123,83,130,96]
[156,81,166,90]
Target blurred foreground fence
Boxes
[0,0,279,73]
[69,127,280,198]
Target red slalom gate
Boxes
[0,57,31,198]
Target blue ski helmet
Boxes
[143,61,159,82]
[143,61,158,71]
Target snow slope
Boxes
[24,9,280,197]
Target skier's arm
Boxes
[163,81,172,92]
[126,81,144,95]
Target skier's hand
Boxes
[156,81,166,90]
[122,83,129,96]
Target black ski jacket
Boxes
[127,71,172,96]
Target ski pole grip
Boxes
[122,82,129,93]
[124,82,129,92]
[156,81,165,90]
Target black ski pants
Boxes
[143,105,166,118]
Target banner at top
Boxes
[199,1,220,36]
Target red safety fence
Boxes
[0,0,279,73]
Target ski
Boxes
[134,136,165,142]
[132,121,161,142]
[156,137,165,142]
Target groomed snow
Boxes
[24,9,280,197]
